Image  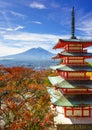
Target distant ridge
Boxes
[1,47,54,61]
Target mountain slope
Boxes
[1,47,54,61]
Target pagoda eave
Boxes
[47,87,92,107]
[57,69,92,72]
[48,76,92,89]
[53,39,92,49]
[51,65,92,71]
[52,53,92,59]
[50,64,92,71]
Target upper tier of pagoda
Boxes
[53,39,92,50]
[53,7,92,52]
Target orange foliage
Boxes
[0,66,54,129]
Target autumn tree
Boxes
[0,66,55,130]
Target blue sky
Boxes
[0,0,92,56]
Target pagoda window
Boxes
[69,47,82,50]
[63,57,68,64]
[69,44,82,47]
[69,57,83,59]
[68,72,85,78]
[74,108,82,116]
[64,107,91,117]
[68,44,83,51]
[61,72,68,78]
[65,57,68,62]
[83,109,90,116]
[66,109,72,116]
[69,60,83,63]
[65,72,67,77]
[61,72,67,77]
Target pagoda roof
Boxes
[48,76,92,88]
[53,39,92,49]
[50,64,92,71]
[53,52,92,59]
[50,64,64,70]
[60,38,92,42]
[48,76,64,86]
[47,87,92,106]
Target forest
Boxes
[0,65,56,130]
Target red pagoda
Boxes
[47,7,92,128]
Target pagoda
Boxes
[47,7,92,128]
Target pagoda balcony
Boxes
[67,49,87,53]
[50,65,92,80]
[61,63,88,66]
[60,88,92,94]
[64,46,84,52]
[57,71,90,80]
[62,60,89,66]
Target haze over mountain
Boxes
[0,47,54,61]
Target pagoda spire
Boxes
[71,7,76,39]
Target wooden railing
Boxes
[61,88,92,94]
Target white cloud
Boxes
[0,32,70,56]
[77,12,92,35]
[77,19,92,35]
[9,10,25,18]
[30,2,46,9]
[32,21,42,24]
[1,30,92,56]
[6,26,24,31]
[3,32,69,42]
[0,42,25,56]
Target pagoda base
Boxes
[54,106,92,125]
[57,124,92,130]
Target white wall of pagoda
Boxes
[54,107,92,125]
